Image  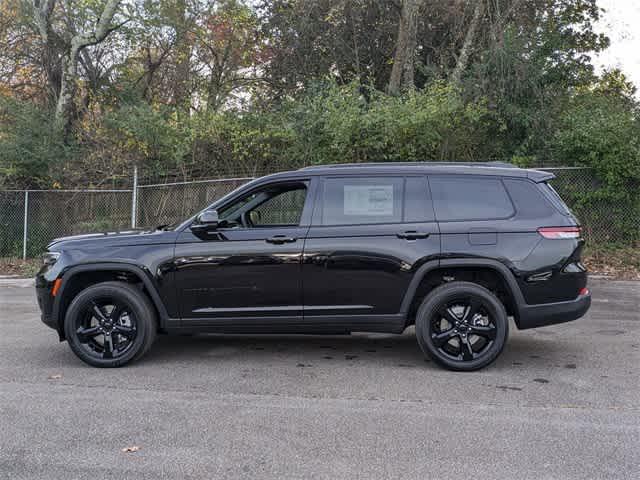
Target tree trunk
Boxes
[451,0,485,85]
[387,0,422,95]
[32,1,60,105]
[172,0,191,109]
[54,0,121,135]
[55,47,80,138]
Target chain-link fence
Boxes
[1,167,637,259]
[0,189,134,258]
[547,168,640,245]
[0,177,252,259]
[136,177,251,228]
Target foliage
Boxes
[0,95,77,188]
[548,80,640,241]
[0,0,639,247]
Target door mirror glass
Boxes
[196,209,219,227]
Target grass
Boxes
[583,243,640,281]
[0,258,41,277]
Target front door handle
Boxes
[266,235,297,245]
[397,231,430,240]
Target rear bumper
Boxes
[516,291,591,330]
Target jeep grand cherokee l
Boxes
[36,162,591,371]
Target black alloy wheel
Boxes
[74,298,138,360]
[64,282,157,367]
[416,281,508,371]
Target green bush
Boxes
[550,90,640,241]
[0,95,77,188]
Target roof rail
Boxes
[299,161,517,170]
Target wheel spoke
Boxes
[438,307,459,325]
[431,329,456,347]
[76,326,101,343]
[460,336,475,361]
[464,298,482,321]
[103,334,114,358]
[91,302,108,322]
[470,324,497,340]
[114,325,135,339]
[108,304,124,322]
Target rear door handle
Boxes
[266,235,297,245]
[397,231,430,240]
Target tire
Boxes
[415,281,508,371]
[64,281,157,367]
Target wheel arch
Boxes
[52,263,169,340]
[401,258,525,326]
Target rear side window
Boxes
[540,182,573,215]
[321,177,403,225]
[503,179,555,218]
[430,176,514,221]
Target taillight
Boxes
[537,226,581,239]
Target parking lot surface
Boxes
[0,278,638,479]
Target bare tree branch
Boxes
[451,0,485,85]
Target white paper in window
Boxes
[343,185,393,216]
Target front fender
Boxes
[52,262,170,338]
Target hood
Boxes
[47,228,178,250]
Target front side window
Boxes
[430,176,514,221]
[321,177,404,225]
[251,188,307,226]
[218,183,307,228]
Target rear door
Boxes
[302,175,440,325]
[429,174,541,267]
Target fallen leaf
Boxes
[121,446,141,453]
[48,374,62,380]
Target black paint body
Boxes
[36,164,591,339]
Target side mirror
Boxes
[195,210,219,228]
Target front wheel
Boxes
[415,282,508,371]
[64,281,157,367]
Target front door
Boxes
[174,180,312,325]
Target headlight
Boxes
[42,252,61,266]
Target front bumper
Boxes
[35,277,57,330]
[516,291,591,330]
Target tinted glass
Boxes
[540,182,573,215]
[404,176,435,222]
[322,177,403,225]
[430,176,514,221]
[251,187,307,226]
[504,179,555,218]
[218,183,307,227]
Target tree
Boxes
[451,0,484,85]
[192,0,264,111]
[31,0,125,136]
[387,0,422,95]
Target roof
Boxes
[265,162,554,182]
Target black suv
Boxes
[36,162,591,370]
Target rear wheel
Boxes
[415,281,508,371]
[64,281,157,367]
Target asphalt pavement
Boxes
[0,277,638,479]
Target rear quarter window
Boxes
[429,176,514,221]
[539,182,573,216]
[503,179,556,218]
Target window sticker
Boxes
[343,185,394,216]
